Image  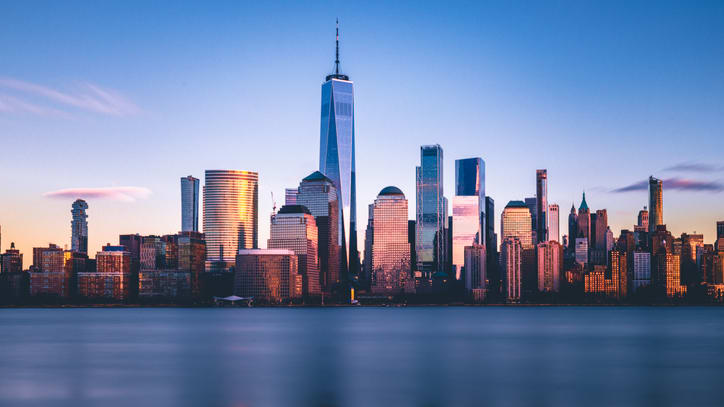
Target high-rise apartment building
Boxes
[452,158,485,280]
[464,244,486,295]
[500,237,522,302]
[295,171,340,294]
[268,205,321,297]
[524,197,537,243]
[548,204,560,244]
[632,251,651,292]
[203,170,258,270]
[638,207,649,230]
[371,187,413,295]
[319,22,358,281]
[416,145,446,281]
[71,199,88,254]
[181,175,200,233]
[537,241,562,292]
[648,176,663,234]
[536,170,548,243]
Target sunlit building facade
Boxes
[78,245,131,300]
[181,175,200,233]
[548,204,560,244]
[452,157,485,280]
[235,249,302,303]
[370,187,413,295]
[416,144,446,282]
[71,199,88,254]
[648,176,663,235]
[203,170,258,270]
[501,201,533,250]
[536,169,548,243]
[464,244,486,294]
[295,171,340,294]
[537,241,562,293]
[268,205,321,297]
[500,237,522,302]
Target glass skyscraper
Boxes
[203,170,258,271]
[371,187,413,295]
[416,144,445,281]
[452,157,485,280]
[319,22,358,283]
[501,201,533,250]
[536,169,548,243]
[71,199,88,254]
[181,175,199,233]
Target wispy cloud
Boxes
[43,187,152,202]
[663,162,724,173]
[611,178,724,193]
[0,77,139,117]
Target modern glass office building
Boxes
[416,145,446,281]
[181,175,199,233]
[452,158,485,280]
[501,201,533,250]
[319,23,358,281]
[536,169,548,243]
[71,199,89,254]
[202,170,258,270]
[371,187,413,295]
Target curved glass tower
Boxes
[320,21,358,283]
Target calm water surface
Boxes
[1,307,723,407]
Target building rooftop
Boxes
[302,171,332,183]
[278,205,312,215]
[378,186,404,196]
[505,200,528,208]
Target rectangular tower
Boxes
[452,158,485,280]
[416,145,445,282]
[536,170,548,243]
[181,175,200,233]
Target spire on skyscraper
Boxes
[579,191,589,211]
[327,19,349,81]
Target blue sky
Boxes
[1,0,723,257]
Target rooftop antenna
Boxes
[271,192,277,216]
[335,18,340,75]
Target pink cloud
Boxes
[43,187,152,202]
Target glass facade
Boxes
[501,201,533,250]
[536,170,548,243]
[203,170,258,270]
[648,176,663,234]
[235,249,301,303]
[71,199,88,254]
[320,78,358,280]
[452,158,485,280]
[416,145,445,280]
[268,206,321,297]
[181,176,199,233]
[371,187,412,295]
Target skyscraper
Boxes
[648,176,663,235]
[638,207,649,230]
[71,199,88,254]
[371,187,413,295]
[501,201,533,250]
[268,205,321,298]
[452,158,485,280]
[295,171,340,294]
[464,244,486,295]
[319,21,358,282]
[717,221,724,240]
[203,170,258,270]
[285,188,298,205]
[416,144,445,281]
[548,204,560,243]
[576,192,591,242]
[524,197,537,243]
[536,169,548,243]
[181,175,200,233]
[500,237,522,302]
[537,241,562,292]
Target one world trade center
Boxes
[319,20,359,289]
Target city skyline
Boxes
[2,2,724,259]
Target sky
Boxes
[1,0,723,260]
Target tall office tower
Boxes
[536,170,548,243]
[576,192,591,242]
[203,170,258,270]
[548,204,560,244]
[295,171,340,294]
[235,249,301,303]
[537,241,562,293]
[464,245,487,300]
[370,187,413,295]
[285,188,298,205]
[524,197,537,243]
[319,21,358,282]
[638,207,649,230]
[268,205,321,298]
[181,175,200,233]
[593,209,608,250]
[71,199,89,254]
[610,250,628,299]
[567,204,577,253]
[575,238,589,266]
[500,237,522,302]
[362,203,374,289]
[416,145,445,281]
[177,231,206,298]
[648,176,663,234]
[485,197,495,253]
[681,233,704,286]
[632,251,651,292]
[501,201,533,249]
[452,158,485,280]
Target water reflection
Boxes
[1,307,723,407]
